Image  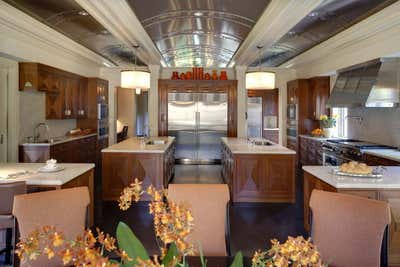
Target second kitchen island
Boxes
[221,138,296,203]
[102,137,175,201]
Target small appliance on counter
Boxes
[38,159,64,173]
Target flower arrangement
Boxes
[16,179,326,267]
[319,114,337,129]
[251,236,327,267]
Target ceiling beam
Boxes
[229,0,324,67]
[74,0,164,66]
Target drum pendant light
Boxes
[120,45,150,94]
[246,46,275,89]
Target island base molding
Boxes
[303,171,400,267]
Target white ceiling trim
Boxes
[281,1,400,77]
[0,1,114,68]
[230,0,324,67]
[75,0,164,66]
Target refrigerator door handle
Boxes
[195,111,200,131]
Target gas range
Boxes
[322,139,395,166]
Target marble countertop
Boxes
[20,133,97,146]
[221,137,296,154]
[363,149,400,163]
[102,136,175,153]
[303,165,400,189]
[0,163,95,186]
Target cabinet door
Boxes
[77,78,88,118]
[310,77,330,119]
[46,88,63,119]
[62,78,78,119]
[287,80,298,104]
[39,70,60,93]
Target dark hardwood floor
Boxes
[99,167,306,257]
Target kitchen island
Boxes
[221,138,296,203]
[0,163,94,225]
[303,166,400,266]
[101,137,175,201]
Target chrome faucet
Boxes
[34,123,50,142]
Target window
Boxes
[331,108,348,137]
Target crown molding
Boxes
[280,1,400,77]
[230,0,324,67]
[75,0,164,66]
[0,1,114,70]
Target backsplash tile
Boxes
[19,90,76,143]
[347,107,400,147]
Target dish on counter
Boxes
[333,161,384,178]
[38,165,65,173]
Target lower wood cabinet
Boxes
[222,142,296,203]
[364,153,400,166]
[19,135,97,163]
[299,136,324,165]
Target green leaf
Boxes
[109,259,121,266]
[162,243,179,267]
[198,242,207,267]
[230,251,243,267]
[116,221,150,267]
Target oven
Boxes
[286,126,297,138]
[322,151,354,166]
[98,103,108,120]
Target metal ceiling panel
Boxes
[3,0,145,67]
[256,0,397,67]
[127,0,271,67]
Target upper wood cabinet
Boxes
[310,77,330,120]
[20,63,61,93]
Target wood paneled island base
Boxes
[102,137,175,201]
[221,138,296,203]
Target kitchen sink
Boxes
[145,140,166,145]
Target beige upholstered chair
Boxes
[168,184,230,256]
[13,187,90,267]
[310,190,391,267]
[0,181,26,265]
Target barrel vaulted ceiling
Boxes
[2,0,398,68]
[126,0,270,68]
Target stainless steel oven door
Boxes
[322,151,353,166]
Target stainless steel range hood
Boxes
[327,58,400,108]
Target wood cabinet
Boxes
[286,78,330,157]
[248,89,279,143]
[19,135,97,163]
[364,153,400,166]
[221,142,296,203]
[299,136,324,165]
[310,77,330,120]
[158,80,238,137]
[20,63,91,120]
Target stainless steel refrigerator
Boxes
[168,92,228,164]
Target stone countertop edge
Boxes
[221,137,296,155]
[20,133,98,147]
[101,137,175,154]
[302,165,400,189]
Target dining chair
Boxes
[168,184,230,256]
[13,186,90,267]
[309,189,391,267]
[0,181,26,266]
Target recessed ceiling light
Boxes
[287,31,296,36]
[308,12,319,17]
[78,10,89,16]
[103,62,112,67]
[194,12,203,17]
[100,29,109,35]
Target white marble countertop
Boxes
[303,165,400,189]
[363,149,400,163]
[102,136,175,153]
[221,137,296,155]
[0,163,95,186]
[20,133,97,146]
